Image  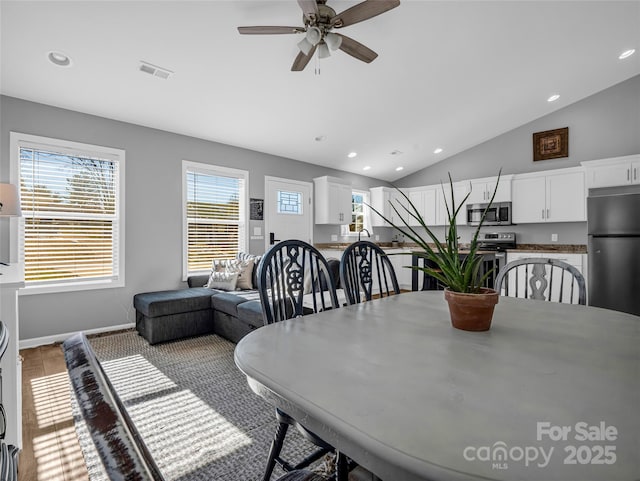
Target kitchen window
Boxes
[182,161,248,279]
[10,132,125,294]
[343,190,372,235]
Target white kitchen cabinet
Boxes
[504,251,585,304]
[581,154,640,188]
[512,168,585,223]
[314,176,352,225]
[466,175,512,204]
[385,248,413,290]
[408,187,438,227]
[436,181,469,226]
[370,187,408,227]
[369,187,391,227]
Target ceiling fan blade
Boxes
[331,0,400,28]
[291,45,317,71]
[337,34,378,63]
[238,26,303,35]
[297,0,319,20]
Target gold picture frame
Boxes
[533,127,568,161]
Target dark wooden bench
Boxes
[62,333,329,481]
[63,333,166,481]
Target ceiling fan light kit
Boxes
[306,26,322,45]
[238,0,400,71]
[325,32,342,51]
[297,37,314,55]
[317,42,331,59]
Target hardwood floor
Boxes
[19,344,89,481]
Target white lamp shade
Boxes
[317,42,331,59]
[325,32,342,51]
[305,26,322,45]
[0,183,22,217]
[298,37,314,55]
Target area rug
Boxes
[72,331,321,481]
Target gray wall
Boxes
[0,96,387,340]
[392,74,640,246]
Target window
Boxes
[345,190,372,235]
[10,132,125,294]
[183,161,248,278]
[277,190,303,215]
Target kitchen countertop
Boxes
[315,242,587,254]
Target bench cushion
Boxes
[134,288,214,317]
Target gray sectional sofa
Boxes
[133,258,340,345]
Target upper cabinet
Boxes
[314,176,352,225]
[408,187,438,226]
[512,167,586,223]
[466,175,513,204]
[369,186,394,227]
[436,182,469,226]
[370,186,409,227]
[581,154,640,189]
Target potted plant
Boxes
[369,172,501,331]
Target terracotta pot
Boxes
[444,288,499,331]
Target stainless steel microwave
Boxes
[466,201,512,226]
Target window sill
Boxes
[18,278,125,296]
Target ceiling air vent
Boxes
[139,61,173,80]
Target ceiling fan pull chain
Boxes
[315,54,321,76]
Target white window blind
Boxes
[13,133,124,292]
[184,162,247,275]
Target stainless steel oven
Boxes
[477,232,517,285]
[467,201,512,226]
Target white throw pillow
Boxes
[205,258,257,291]
[206,269,238,291]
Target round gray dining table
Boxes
[234,291,639,481]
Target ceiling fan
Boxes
[238,0,400,71]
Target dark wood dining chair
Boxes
[256,240,344,481]
[494,257,587,305]
[340,241,400,304]
[258,239,340,324]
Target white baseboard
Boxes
[19,323,135,349]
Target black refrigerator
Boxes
[587,190,640,316]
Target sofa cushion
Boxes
[236,300,264,329]
[134,288,214,317]
[187,275,209,288]
[211,292,249,317]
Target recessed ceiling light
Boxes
[619,49,635,60]
[547,94,560,102]
[434,148,443,154]
[395,166,404,172]
[47,51,71,67]
[363,166,371,171]
[348,152,357,158]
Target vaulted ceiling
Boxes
[2,1,639,181]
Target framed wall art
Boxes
[533,127,568,161]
